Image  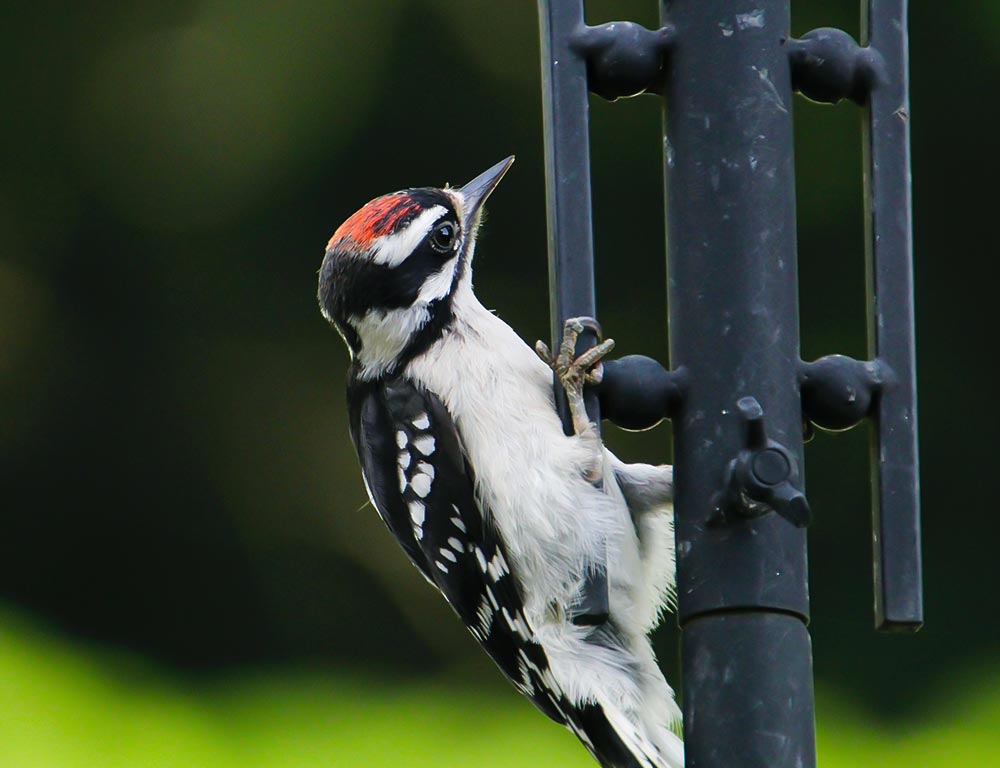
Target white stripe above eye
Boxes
[371,206,447,267]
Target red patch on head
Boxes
[327,193,422,251]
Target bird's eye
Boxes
[429,221,457,253]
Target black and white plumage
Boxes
[319,158,683,768]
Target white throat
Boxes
[349,261,473,381]
[351,303,432,380]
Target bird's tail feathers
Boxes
[566,698,683,768]
[541,621,683,768]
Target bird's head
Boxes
[319,156,514,379]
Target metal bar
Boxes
[537,0,609,625]
[862,0,923,631]
[538,0,598,354]
[659,1,816,765]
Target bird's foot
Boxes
[535,318,615,437]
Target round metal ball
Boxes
[583,22,670,101]
[596,355,678,431]
[789,27,868,104]
[801,355,877,431]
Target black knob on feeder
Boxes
[786,27,882,105]
[715,397,811,527]
[595,355,682,431]
[573,21,674,101]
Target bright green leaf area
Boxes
[1,613,996,768]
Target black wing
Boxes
[348,373,668,768]
[347,373,568,724]
[348,376,435,584]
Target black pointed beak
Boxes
[458,156,514,227]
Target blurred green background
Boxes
[1,1,998,765]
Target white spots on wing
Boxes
[410,472,432,498]
[412,413,430,430]
[517,658,534,694]
[435,560,449,573]
[399,455,434,499]
[439,547,458,563]
[409,500,425,539]
[501,607,529,640]
[408,500,425,525]
[395,430,408,449]
[410,462,434,497]
[447,536,463,553]
[518,649,558,699]
[413,435,435,456]
[450,516,466,533]
[476,596,495,636]
[514,617,528,640]
[502,607,516,631]
[486,552,510,582]
[485,586,499,610]
[539,666,559,696]
[474,547,488,573]
[519,649,543,678]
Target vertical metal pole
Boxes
[660,2,816,766]
[538,0,610,624]
[538,0,598,348]
[862,0,923,631]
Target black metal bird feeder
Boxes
[536,1,922,766]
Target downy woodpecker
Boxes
[318,157,682,768]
